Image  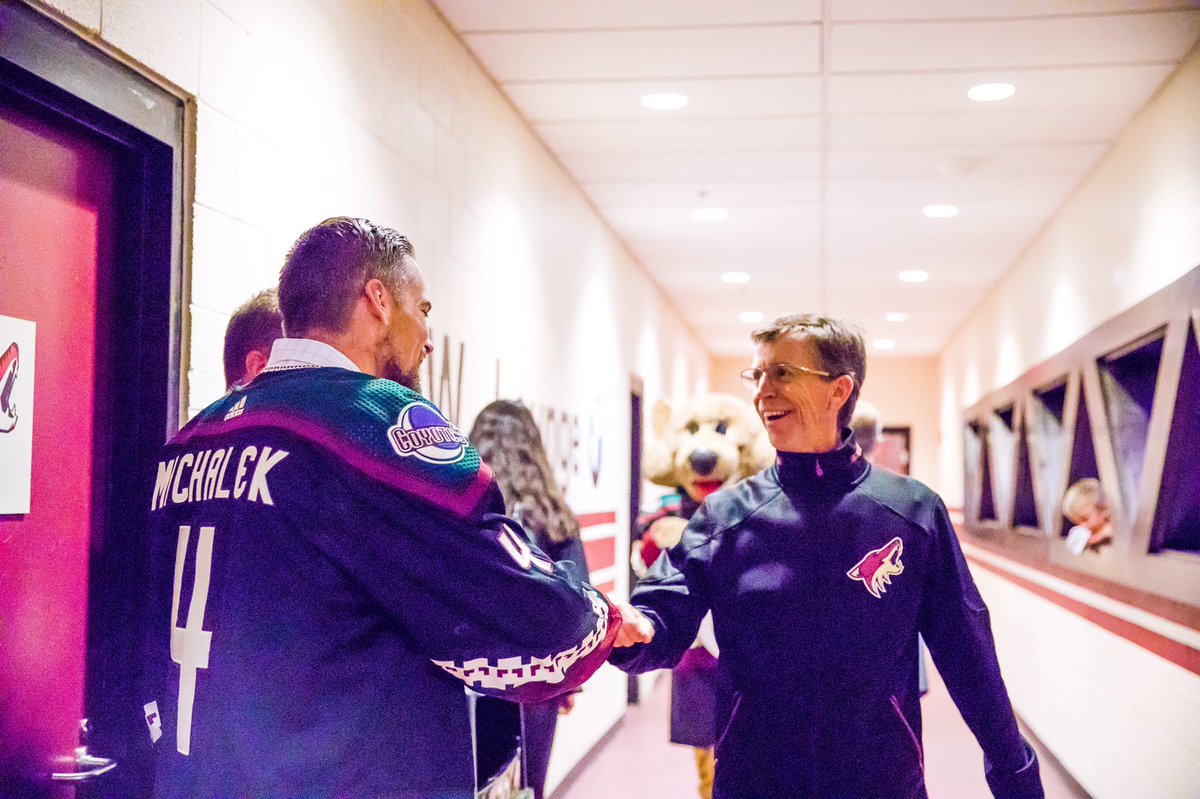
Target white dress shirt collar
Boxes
[263,338,361,373]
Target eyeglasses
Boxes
[740,363,835,390]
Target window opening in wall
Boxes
[987,405,1016,526]
[1066,378,1100,536]
[963,422,982,523]
[1029,379,1068,535]
[1098,329,1165,528]
[967,420,997,523]
[1150,321,1200,555]
[1011,407,1038,533]
[876,426,910,476]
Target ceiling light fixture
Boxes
[642,92,689,111]
[899,270,929,283]
[873,338,897,350]
[968,82,1016,103]
[884,312,908,322]
[739,311,764,324]
[693,208,729,222]
[721,271,750,284]
[923,204,959,218]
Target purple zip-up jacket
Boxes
[610,432,1042,799]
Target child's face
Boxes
[1070,502,1110,533]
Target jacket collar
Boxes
[772,428,869,498]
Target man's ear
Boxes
[364,278,390,321]
[243,348,270,383]
[830,374,855,415]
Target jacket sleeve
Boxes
[319,455,620,704]
[608,503,716,674]
[918,499,1044,799]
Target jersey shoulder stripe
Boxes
[171,369,492,518]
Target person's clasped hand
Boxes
[613,602,655,647]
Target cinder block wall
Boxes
[35,0,713,787]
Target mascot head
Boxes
[643,392,774,503]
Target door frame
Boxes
[1,2,187,793]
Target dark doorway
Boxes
[0,4,183,797]
[875,426,910,476]
[627,378,643,704]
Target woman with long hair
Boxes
[470,399,587,799]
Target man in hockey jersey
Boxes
[142,217,620,798]
[610,314,1042,799]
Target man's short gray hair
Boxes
[751,313,866,430]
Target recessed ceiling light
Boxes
[923,204,959,218]
[693,208,729,222]
[968,82,1016,103]
[739,311,764,324]
[899,270,929,283]
[721,271,750,284]
[642,92,689,111]
[884,312,908,322]
[873,338,897,351]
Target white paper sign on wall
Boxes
[0,315,36,514]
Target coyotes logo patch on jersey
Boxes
[847,536,904,599]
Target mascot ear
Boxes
[643,399,680,487]
[651,399,673,439]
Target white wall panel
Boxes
[973,563,1200,799]
[39,0,716,788]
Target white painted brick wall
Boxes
[44,0,715,786]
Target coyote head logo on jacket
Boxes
[847,536,904,599]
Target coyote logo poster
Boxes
[0,315,35,514]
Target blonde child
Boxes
[1062,478,1114,553]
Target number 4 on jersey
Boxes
[170,524,215,756]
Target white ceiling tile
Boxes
[827,144,1108,177]
[587,180,820,206]
[536,117,821,153]
[601,204,820,242]
[562,150,821,181]
[830,12,1200,72]
[503,76,822,122]
[831,106,1130,148]
[826,174,1079,208]
[829,0,1196,21]
[463,25,820,82]
[829,64,1176,114]
[434,0,822,32]
[630,239,820,264]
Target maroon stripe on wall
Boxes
[966,555,1200,676]
[584,538,616,571]
[578,511,617,527]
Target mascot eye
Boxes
[686,422,700,434]
[715,421,728,435]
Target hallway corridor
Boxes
[556,665,1089,799]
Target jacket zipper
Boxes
[890,695,925,776]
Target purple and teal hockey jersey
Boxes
[141,365,618,798]
[610,433,1042,799]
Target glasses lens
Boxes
[740,368,761,389]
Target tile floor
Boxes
[555,663,1089,799]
